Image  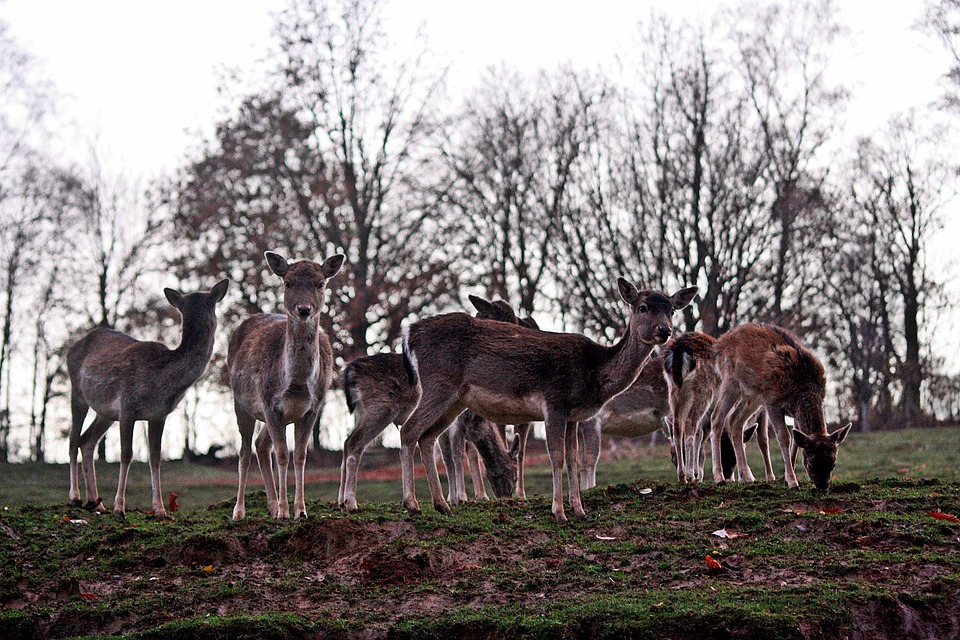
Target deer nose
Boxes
[656,326,672,341]
[296,304,313,318]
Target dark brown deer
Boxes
[439,409,520,504]
[577,356,669,489]
[67,279,229,517]
[229,251,344,520]
[711,324,851,490]
[401,279,697,524]
[337,295,523,512]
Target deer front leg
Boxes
[232,407,257,520]
[78,414,112,510]
[466,443,488,501]
[767,407,799,489]
[710,389,738,484]
[578,419,601,490]
[255,426,280,518]
[755,411,776,482]
[725,399,758,484]
[564,420,587,520]
[514,423,531,498]
[292,413,315,519]
[146,419,169,518]
[113,416,136,516]
[262,417,291,519]
[543,410,570,524]
[437,429,463,504]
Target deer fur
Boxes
[711,324,851,490]
[337,295,524,512]
[229,251,344,520]
[577,356,669,490]
[439,409,521,504]
[401,279,697,524]
[67,279,229,517]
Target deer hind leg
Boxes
[725,398,759,483]
[766,406,799,489]
[113,417,136,516]
[710,386,740,484]
[755,410,776,481]
[578,419,601,490]
[416,405,465,516]
[291,412,316,519]
[232,405,257,520]
[78,414,113,510]
[466,443,488,500]
[400,387,460,516]
[68,395,90,505]
[514,423,531,498]
[438,427,465,505]
[146,419,168,518]
[543,409,574,524]
[564,420,587,520]
[339,403,396,513]
[254,424,280,518]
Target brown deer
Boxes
[439,409,520,504]
[401,279,697,524]
[577,356,669,489]
[229,251,344,520]
[711,324,851,490]
[67,279,230,517]
[337,294,523,512]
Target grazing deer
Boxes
[67,279,229,517]
[229,251,344,520]
[711,324,851,490]
[439,409,521,504]
[401,279,697,524]
[577,356,669,490]
[337,295,524,513]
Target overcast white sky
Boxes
[2,0,953,178]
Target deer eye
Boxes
[284,279,292,287]
[638,304,648,314]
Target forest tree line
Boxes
[1,0,960,463]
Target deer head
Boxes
[468,295,520,324]
[163,279,230,328]
[617,278,698,345]
[265,251,345,322]
[792,423,851,491]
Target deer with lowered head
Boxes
[401,279,698,524]
[710,323,851,490]
[337,294,523,513]
[229,251,344,520]
[67,279,229,517]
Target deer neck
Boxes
[599,326,655,401]
[283,316,321,383]
[173,312,217,378]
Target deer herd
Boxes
[66,252,852,524]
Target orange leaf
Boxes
[705,555,723,571]
[168,491,179,513]
[79,592,99,600]
[822,507,844,515]
[202,565,215,573]
[927,511,960,523]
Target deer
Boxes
[229,251,344,520]
[710,323,851,491]
[337,294,524,513]
[400,279,698,524]
[67,279,230,518]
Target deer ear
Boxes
[469,294,494,315]
[520,316,540,330]
[792,428,811,448]
[510,434,522,460]
[671,286,699,311]
[164,288,184,310]
[830,422,852,445]
[210,279,230,302]
[265,251,289,277]
[321,253,345,279]
[617,277,641,306]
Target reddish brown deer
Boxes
[577,356,669,489]
[711,324,851,490]
[67,279,229,517]
[337,295,523,512]
[401,279,697,524]
[229,251,344,520]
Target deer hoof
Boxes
[113,511,126,520]
[434,501,453,516]
[553,512,569,526]
[404,500,421,516]
[83,497,104,511]
[296,511,308,520]
[340,502,360,514]
[69,499,82,507]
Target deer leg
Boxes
[543,409,571,524]
[113,417,136,516]
[339,404,395,512]
[232,406,257,520]
[68,397,90,505]
[467,443,488,500]
[437,428,463,505]
[400,388,459,516]
[77,413,112,510]
[767,407,799,489]
[254,425,280,518]
[710,387,739,484]
[417,405,465,516]
[755,410,776,481]
[147,419,168,518]
[578,419,601,490]
[292,412,316,519]
[514,423,531,498]
[262,417,290,519]
[725,398,758,483]
[564,420,587,520]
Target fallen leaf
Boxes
[62,515,87,525]
[595,535,617,541]
[711,528,748,539]
[168,492,179,513]
[705,555,723,571]
[927,511,960,523]
[202,565,215,574]
[79,592,99,600]
[822,507,844,515]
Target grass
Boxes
[0,426,958,639]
